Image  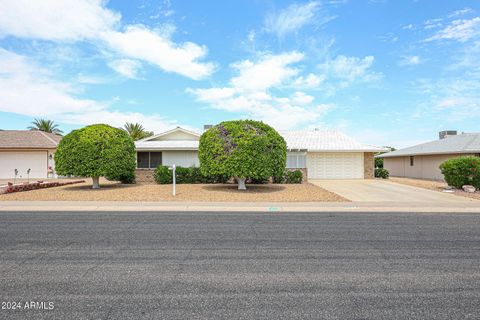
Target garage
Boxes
[0,151,48,179]
[0,130,61,180]
[307,152,364,179]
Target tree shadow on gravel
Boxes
[201,184,286,193]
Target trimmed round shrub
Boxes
[440,156,480,188]
[285,170,303,184]
[55,124,136,188]
[375,168,389,179]
[199,120,287,190]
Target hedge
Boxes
[439,156,480,188]
[375,168,389,179]
[154,166,303,184]
[154,166,228,184]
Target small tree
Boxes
[199,120,286,190]
[55,124,136,189]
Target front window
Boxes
[286,152,307,168]
[410,156,414,166]
[137,152,162,169]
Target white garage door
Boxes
[0,151,48,179]
[307,152,364,179]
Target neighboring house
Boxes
[0,130,61,179]
[376,131,480,181]
[135,126,386,182]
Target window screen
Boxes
[286,153,307,168]
[149,152,162,168]
[137,152,150,169]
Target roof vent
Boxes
[439,130,457,139]
[203,124,213,131]
[314,128,319,131]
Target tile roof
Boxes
[377,133,480,158]
[279,129,387,152]
[0,130,62,149]
[135,128,386,152]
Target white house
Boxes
[135,126,386,182]
[0,130,61,179]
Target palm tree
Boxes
[28,118,63,135]
[123,122,154,141]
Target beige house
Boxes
[135,126,386,182]
[0,130,61,179]
[377,131,480,181]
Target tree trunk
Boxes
[236,177,246,190]
[92,176,100,189]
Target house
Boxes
[376,131,480,181]
[0,130,61,179]
[134,126,386,182]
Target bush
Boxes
[154,165,229,184]
[285,170,303,184]
[272,175,285,184]
[440,156,480,188]
[199,120,286,190]
[247,177,269,184]
[375,168,389,179]
[154,166,172,184]
[375,157,383,169]
[55,124,136,189]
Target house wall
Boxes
[363,152,374,179]
[162,151,199,167]
[384,153,475,181]
[150,131,199,141]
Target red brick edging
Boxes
[0,180,85,194]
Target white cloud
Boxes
[264,2,322,38]
[108,59,142,79]
[190,52,334,129]
[0,0,214,80]
[426,17,480,42]
[293,73,325,88]
[0,0,119,41]
[0,49,180,132]
[319,55,380,84]
[399,55,421,66]
[103,25,215,80]
[448,8,474,18]
[230,52,304,91]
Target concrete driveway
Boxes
[311,179,477,203]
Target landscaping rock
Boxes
[462,185,476,193]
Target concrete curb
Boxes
[0,201,479,213]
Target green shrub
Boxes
[199,120,286,190]
[248,177,269,184]
[55,124,136,188]
[154,166,172,184]
[375,168,389,179]
[154,165,229,184]
[375,157,384,169]
[285,170,303,184]
[272,175,285,184]
[440,156,480,188]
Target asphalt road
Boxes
[0,211,479,320]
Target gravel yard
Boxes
[389,177,480,201]
[0,178,347,202]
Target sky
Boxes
[0,0,479,148]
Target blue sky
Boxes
[0,0,479,148]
